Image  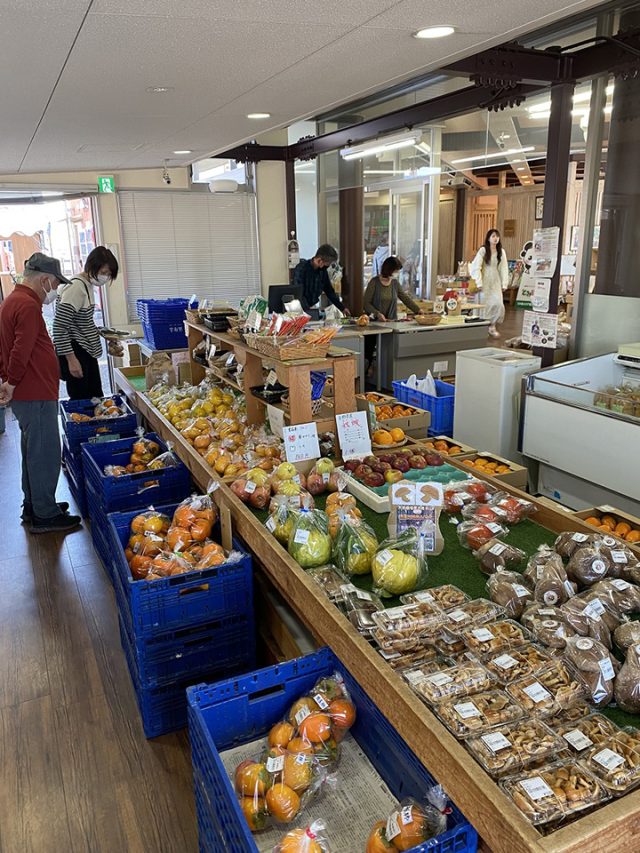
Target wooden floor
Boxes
[0,411,198,853]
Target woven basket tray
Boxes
[282,396,324,416]
[245,334,329,361]
[414,314,442,326]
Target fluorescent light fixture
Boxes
[414,25,455,39]
[247,112,271,119]
[340,131,422,161]
[173,150,192,155]
[512,159,524,163]
[451,146,534,165]
[517,167,525,171]
[405,166,443,177]
[146,86,173,93]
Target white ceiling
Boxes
[1,0,605,175]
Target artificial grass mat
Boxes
[254,494,639,728]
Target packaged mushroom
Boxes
[486,571,534,619]
[401,584,470,611]
[407,660,495,705]
[401,657,453,689]
[561,595,618,649]
[523,546,565,586]
[435,689,524,739]
[554,531,600,560]
[475,539,526,576]
[552,701,592,726]
[483,644,552,686]
[563,636,618,707]
[371,601,447,649]
[506,660,585,718]
[460,619,532,658]
[467,718,565,779]
[614,643,640,713]
[583,730,640,796]
[501,760,609,827]
[520,604,577,650]
[433,629,467,658]
[339,584,384,614]
[566,544,613,588]
[614,621,640,653]
[306,565,347,602]
[444,598,507,631]
[554,714,619,756]
[588,578,640,617]
[377,642,439,672]
[533,561,576,608]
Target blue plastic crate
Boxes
[60,395,138,453]
[109,503,254,636]
[393,379,455,436]
[140,322,188,350]
[81,433,192,513]
[85,485,117,581]
[119,610,255,688]
[188,648,477,853]
[62,440,88,517]
[136,298,191,321]
[137,298,190,349]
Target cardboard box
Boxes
[358,398,430,438]
[122,342,141,367]
[574,506,640,556]
[455,452,528,489]
[355,392,396,410]
[415,435,477,459]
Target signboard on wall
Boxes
[98,176,115,194]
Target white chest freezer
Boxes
[453,347,541,463]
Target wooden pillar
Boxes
[338,187,364,314]
[454,186,466,272]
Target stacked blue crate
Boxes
[136,298,190,349]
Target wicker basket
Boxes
[245,334,329,361]
[414,314,442,326]
[282,395,324,416]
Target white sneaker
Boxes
[488,327,501,338]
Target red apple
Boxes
[364,472,385,488]
[364,456,378,467]
[425,453,444,467]
[306,473,326,496]
[354,464,372,480]
[378,454,394,464]
[376,461,392,473]
[393,458,410,473]
[409,455,427,470]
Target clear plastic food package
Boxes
[589,578,640,616]
[501,760,609,827]
[433,629,467,658]
[339,583,384,614]
[486,571,533,619]
[483,644,552,686]
[582,730,640,795]
[408,660,495,705]
[453,598,507,626]
[460,619,532,658]
[554,531,600,560]
[305,565,346,602]
[506,661,584,717]
[552,701,592,727]
[614,621,640,653]
[436,689,524,738]
[288,509,332,569]
[524,546,565,586]
[371,528,429,598]
[401,584,470,611]
[533,560,575,608]
[457,520,509,551]
[554,714,619,756]
[561,594,619,649]
[466,718,564,778]
[563,636,618,707]
[475,540,526,575]
[377,642,439,672]
[489,494,536,525]
[520,604,576,649]
[372,601,447,649]
[273,820,331,852]
[333,518,378,577]
[567,544,613,587]
[369,790,449,851]
[614,643,640,713]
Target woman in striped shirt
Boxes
[53,246,118,399]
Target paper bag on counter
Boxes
[145,352,176,389]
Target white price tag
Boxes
[482,732,511,753]
[563,729,593,751]
[486,523,502,534]
[611,578,631,590]
[401,805,414,826]
[266,755,285,773]
[266,369,278,387]
[513,584,531,598]
[519,777,554,801]
[563,581,575,597]
[267,404,285,439]
[294,752,307,765]
[593,748,625,771]
[377,549,393,566]
[295,706,311,726]
[454,701,481,720]
[536,566,544,580]
[426,671,453,687]
[294,529,310,546]
[313,693,329,710]
[356,589,373,601]
[611,550,628,565]
[265,517,276,532]
[523,681,551,704]
[493,654,517,670]
[538,608,557,616]
[225,352,235,366]
[244,480,257,494]
[572,533,588,543]
[490,543,507,556]
[413,591,435,603]
[405,669,426,686]
[471,627,494,643]
[584,599,605,619]
[386,813,400,841]
[340,583,357,595]
[322,472,330,484]
[599,657,615,680]
[448,609,468,624]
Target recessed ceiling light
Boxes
[247,112,271,119]
[414,25,455,39]
[146,86,174,93]
[173,150,192,155]
[517,167,525,171]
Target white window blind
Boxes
[118,190,261,321]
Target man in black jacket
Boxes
[293,244,349,314]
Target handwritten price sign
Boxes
[335,411,371,460]
[282,422,320,463]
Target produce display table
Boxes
[132,389,640,853]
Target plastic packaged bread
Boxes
[475,539,526,575]
[486,571,534,619]
[554,531,600,560]
[554,714,619,756]
[563,636,618,707]
[483,644,552,686]
[401,584,470,611]
[506,661,585,718]
[407,660,495,705]
[459,619,532,658]
[435,689,524,738]
[520,604,577,649]
[582,729,640,795]
[588,578,640,616]
[466,718,564,778]
[501,760,609,826]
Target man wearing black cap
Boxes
[0,253,81,533]
[293,244,350,314]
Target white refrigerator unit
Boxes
[453,348,541,463]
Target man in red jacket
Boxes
[0,253,81,533]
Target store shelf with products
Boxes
[130,379,640,853]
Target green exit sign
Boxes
[98,175,115,193]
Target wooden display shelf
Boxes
[184,320,357,429]
[133,388,640,853]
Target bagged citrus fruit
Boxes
[368,788,449,851]
[288,508,332,569]
[332,517,378,576]
[371,528,429,597]
[273,820,331,852]
[166,494,218,551]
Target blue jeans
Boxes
[10,400,61,519]
[0,405,5,433]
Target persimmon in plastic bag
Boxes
[166,494,218,552]
[367,787,449,852]
[273,821,331,853]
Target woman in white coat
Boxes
[470,228,509,338]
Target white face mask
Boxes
[92,274,110,286]
[42,276,58,304]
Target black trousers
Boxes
[364,334,377,371]
[59,341,103,400]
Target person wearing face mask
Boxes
[53,245,118,399]
[0,253,81,533]
[293,244,350,315]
